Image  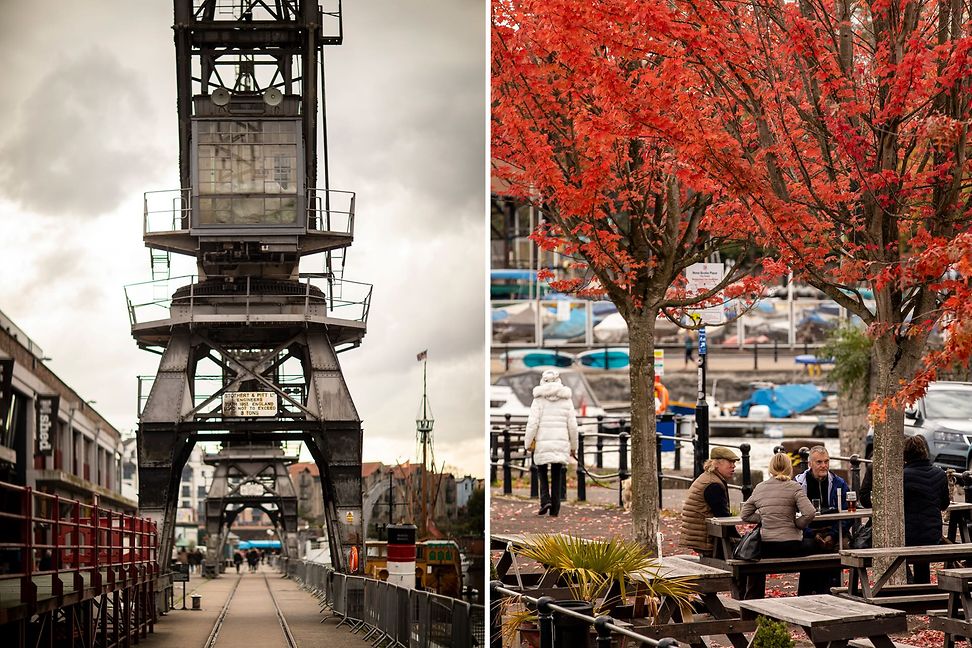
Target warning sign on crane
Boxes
[222,392,277,417]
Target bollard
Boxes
[489,582,503,648]
[490,431,497,484]
[740,443,752,499]
[596,416,605,469]
[962,472,972,504]
[618,430,630,507]
[849,454,861,492]
[753,341,759,371]
[773,444,786,455]
[656,433,664,507]
[191,594,201,610]
[576,433,586,502]
[799,446,810,468]
[537,597,555,648]
[503,427,513,495]
[594,615,615,648]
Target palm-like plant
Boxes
[513,534,698,618]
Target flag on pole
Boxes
[416,350,428,362]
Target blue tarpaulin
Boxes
[738,384,823,418]
[238,540,281,550]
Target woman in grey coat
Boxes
[741,452,817,557]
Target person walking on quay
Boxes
[524,369,578,517]
[795,445,849,594]
[233,550,243,573]
[739,452,817,597]
[678,447,739,557]
[684,334,694,366]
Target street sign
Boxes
[699,329,707,355]
[222,391,277,417]
[686,263,726,325]
[654,349,664,376]
[171,563,189,582]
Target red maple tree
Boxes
[671,0,972,546]
[492,0,764,547]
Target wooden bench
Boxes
[839,544,972,613]
[848,639,919,648]
[736,594,907,648]
[927,567,972,648]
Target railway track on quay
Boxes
[203,572,298,648]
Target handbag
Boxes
[733,525,762,561]
[849,519,872,549]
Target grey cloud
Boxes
[324,1,485,224]
[0,48,166,218]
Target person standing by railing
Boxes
[524,370,578,517]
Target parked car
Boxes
[865,382,972,471]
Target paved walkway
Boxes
[137,564,371,647]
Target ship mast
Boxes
[415,351,433,538]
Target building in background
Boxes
[0,308,136,514]
[289,460,482,540]
[173,444,215,549]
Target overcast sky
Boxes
[0,2,486,477]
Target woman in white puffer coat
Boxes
[524,370,579,517]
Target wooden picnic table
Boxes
[945,502,972,543]
[928,567,972,648]
[628,556,753,648]
[839,543,972,612]
[704,510,871,597]
[736,594,907,648]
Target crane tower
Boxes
[125,0,367,573]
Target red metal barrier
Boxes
[0,480,159,619]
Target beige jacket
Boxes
[740,478,816,542]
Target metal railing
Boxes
[491,295,848,350]
[307,188,355,235]
[0,480,159,612]
[491,583,679,648]
[143,187,356,237]
[124,274,373,328]
[282,558,484,647]
[491,413,764,504]
[143,189,191,235]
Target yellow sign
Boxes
[345,511,354,524]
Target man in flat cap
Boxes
[678,447,739,557]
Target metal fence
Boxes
[492,583,679,648]
[491,416,872,507]
[282,558,485,648]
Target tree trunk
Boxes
[838,386,869,459]
[627,310,659,551]
[869,333,906,553]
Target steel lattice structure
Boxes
[129,0,366,576]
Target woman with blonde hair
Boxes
[738,452,818,597]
